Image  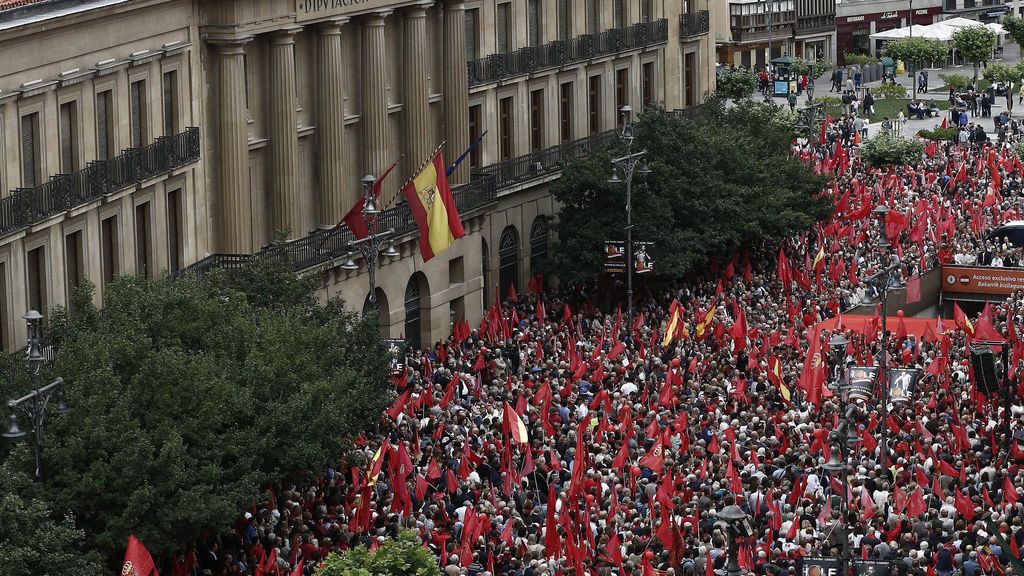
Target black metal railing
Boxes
[184,175,499,276]
[796,14,836,33]
[680,10,710,38]
[468,19,668,86]
[470,129,619,190]
[0,127,200,238]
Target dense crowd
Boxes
[178,117,1024,576]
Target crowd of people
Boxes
[177,115,1024,576]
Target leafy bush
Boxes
[844,53,879,65]
[858,134,925,167]
[815,96,842,106]
[1015,140,1024,162]
[317,531,438,576]
[940,73,972,90]
[715,67,758,100]
[983,62,1024,85]
[917,127,959,141]
[874,82,909,100]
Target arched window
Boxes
[404,277,422,350]
[482,238,491,310]
[530,216,549,277]
[499,226,519,301]
[362,288,390,332]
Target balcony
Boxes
[680,10,711,38]
[185,176,498,276]
[0,128,201,239]
[467,19,668,87]
[185,129,625,276]
[796,14,835,34]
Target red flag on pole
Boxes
[122,535,158,576]
[906,274,921,304]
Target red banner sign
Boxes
[941,265,1024,295]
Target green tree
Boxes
[939,73,972,91]
[0,447,105,576]
[714,67,758,101]
[317,531,437,576]
[19,258,392,562]
[551,103,830,281]
[952,25,998,84]
[884,38,949,100]
[1002,14,1024,48]
[983,61,1024,112]
[858,134,925,168]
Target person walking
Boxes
[788,90,797,111]
[863,88,875,116]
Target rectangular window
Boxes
[588,75,601,135]
[558,0,571,39]
[130,79,147,148]
[101,215,118,289]
[685,51,697,107]
[530,89,545,152]
[167,188,182,273]
[642,62,654,106]
[96,90,114,161]
[0,261,7,350]
[20,112,40,188]
[614,0,625,29]
[616,68,629,125]
[642,0,652,22]
[499,96,513,160]
[559,82,573,143]
[65,231,84,308]
[26,246,46,317]
[496,2,512,53]
[59,102,78,174]
[468,104,483,169]
[586,0,599,34]
[135,202,152,278]
[163,70,178,136]
[528,0,543,47]
[465,8,480,61]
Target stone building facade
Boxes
[0,0,716,351]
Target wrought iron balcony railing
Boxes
[680,10,710,38]
[467,19,669,87]
[0,127,201,238]
[471,129,619,190]
[184,175,499,276]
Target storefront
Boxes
[836,6,943,64]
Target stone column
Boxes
[404,2,434,173]
[443,0,470,184]
[212,38,253,254]
[362,12,392,192]
[317,19,349,228]
[269,28,302,240]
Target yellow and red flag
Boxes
[766,354,790,402]
[503,402,529,447]
[954,302,975,337]
[695,303,716,339]
[663,300,682,347]
[402,148,466,262]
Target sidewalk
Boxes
[772,42,1024,139]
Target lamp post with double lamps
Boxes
[340,174,400,307]
[717,504,750,576]
[607,105,651,319]
[3,310,69,480]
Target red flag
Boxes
[386,388,412,420]
[607,532,623,566]
[906,274,921,304]
[1004,476,1020,504]
[122,535,158,576]
[800,327,827,406]
[777,248,792,290]
[544,485,561,558]
[954,303,975,337]
[289,560,304,576]
[640,436,665,474]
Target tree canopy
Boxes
[551,103,830,281]
[1002,14,1024,48]
[857,134,925,168]
[952,25,997,82]
[316,530,437,576]
[0,254,392,564]
[714,68,758,101]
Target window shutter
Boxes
[586,0,597,34]
[130,82,143,148]
[614,0,624,28]
[496,3,509,53]
[21,114,36,188]
[60,103,73,174]
[163,71,176,136]
[642,0,651,23]
[558,0,569,39]
[528,0,540,46]
[464,9,477,60]
[96,91,109,161]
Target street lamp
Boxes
[343,174,400,307]
[3,311,69,480]
[870,203,899,472]
[718,505,749,576]
[608,105,651,319]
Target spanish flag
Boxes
[663,300,682,347]
[367,442,390,486]
[812,246,825,273]
[766,354,790,402]
[503,402,529,447]
[695,303,716,339]
[402,148,466,262]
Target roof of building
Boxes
[0,0,50,10]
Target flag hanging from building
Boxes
[402,148,466,262]
[342,155,402,240]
